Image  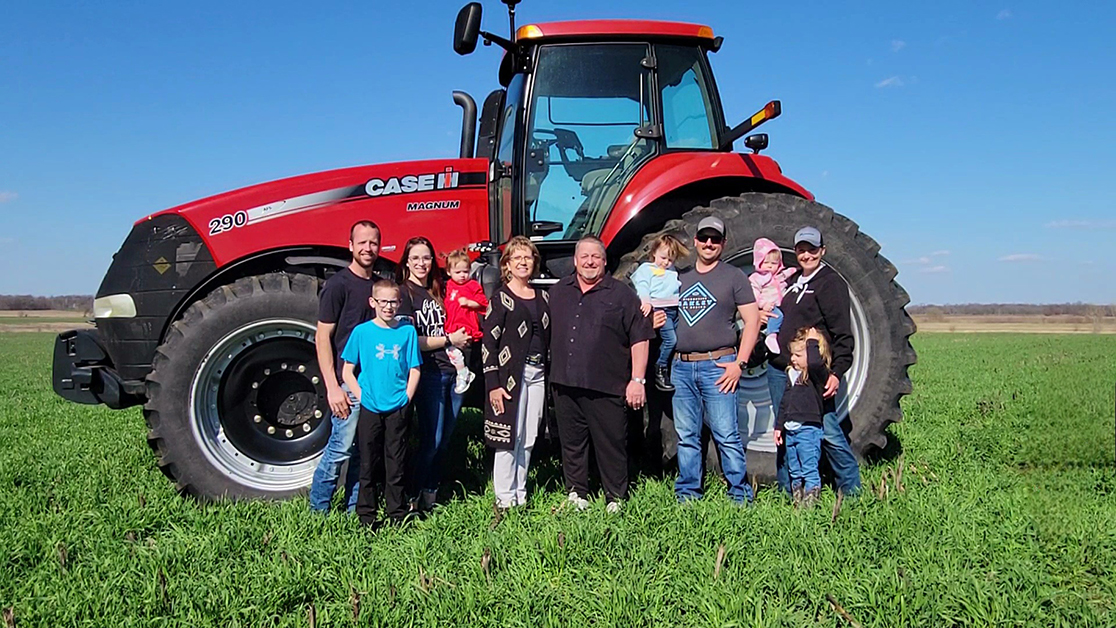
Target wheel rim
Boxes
[189,319,328,491]
[727,251,871,439]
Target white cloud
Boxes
[996,9,1012,20]
[999,253,1042,262]
[1045,219,1116,229]
[875,76,905,88]
[930,250,951,256]
[919,265,950,274]
[0,191,17,204]
[891,39,907,52]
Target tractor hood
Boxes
[146,158,490,267]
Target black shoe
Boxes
[654,364,674,392]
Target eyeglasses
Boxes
[696,234,724,244]
[373,298,400,308]
[408,255,433,263]
[509,255,533,263]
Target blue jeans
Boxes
[308,384,361,512]
[656,308,678,367]
[766,306,784,335]
[409,368,463,495]
[671,354,753,503]
[769,368,862,495]
[785,424,823,491]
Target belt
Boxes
[675,347,736,362]
[525,353,545,366]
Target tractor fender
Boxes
[599,152,813,247]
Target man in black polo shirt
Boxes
[549,236,654,513]
[308,220,396,513]
[672,216,761,504]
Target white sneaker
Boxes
[765,334,781,355]
[567,491,589,511]
[454,369,475,394]
[606,501,621,514]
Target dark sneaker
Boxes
[654,364,674,392]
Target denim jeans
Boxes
[409,368,463,495]
[308,384,361,512]
[656,308,678,367]
[785,424,823,492]
[769,368,862,495]
[766,306,784,335]
[671,354,753,503]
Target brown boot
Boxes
[791,482,804,509]
[802,487,821,509]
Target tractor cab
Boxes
[454,3,744,279]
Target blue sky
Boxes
[2,0,1113,304]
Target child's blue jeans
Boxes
[656,307,678,368]
[785,423,823,492]
[766,306,784,335]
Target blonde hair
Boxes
[445,248,471,271]
[786,327,832,384]
[500,236,540,284]
[648,234,689,263]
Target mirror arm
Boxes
[480,31,516,53]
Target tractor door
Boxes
[516,43,659,279]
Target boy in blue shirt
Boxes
[341,279,422,528]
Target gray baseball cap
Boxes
[696,216,726,236]
[794,226,823,247]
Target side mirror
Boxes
[744,133,769,154]
[454,3,483,56]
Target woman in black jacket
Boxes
[482,236,551,510]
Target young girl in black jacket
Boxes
[773,327,831,508]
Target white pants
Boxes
[492,364,545,508]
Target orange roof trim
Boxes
[516,20,715,42]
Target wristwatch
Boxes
[631,377,646,385]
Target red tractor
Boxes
[52,1,915,500]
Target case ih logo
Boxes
[365,167,460,197]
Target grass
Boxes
[1,332,1114,626]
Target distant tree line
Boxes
[909,303,1115,317]
[0,295,93,311]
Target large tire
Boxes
[616,193,916,481]
[144,273,330,500]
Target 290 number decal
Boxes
[208,211,248,236]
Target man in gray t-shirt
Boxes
[670,216,760,503]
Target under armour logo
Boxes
[376,343,401,359]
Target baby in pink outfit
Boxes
[749,238,797,354]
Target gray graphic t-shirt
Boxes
[675,262,756,353]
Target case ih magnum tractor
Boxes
[52,1,915,500]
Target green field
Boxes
[1,333,1114,627]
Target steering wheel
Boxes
[532,128,585,164]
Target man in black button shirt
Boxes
[549,237,654,511]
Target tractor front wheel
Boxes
[144,273,329,500]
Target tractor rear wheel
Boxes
[144,273,329,500]
[616,192,916,482]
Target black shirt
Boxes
[317,260,395,381]
[398,282,454,374]
[520,294,545,356]
[548,274,655,396]
[774,339,829,430]
[769,265,854,378]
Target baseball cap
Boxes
[696,216,725,236]
[794,226,823,247]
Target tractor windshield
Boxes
[525,43,654,240]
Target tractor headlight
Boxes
[93,294,137,319]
